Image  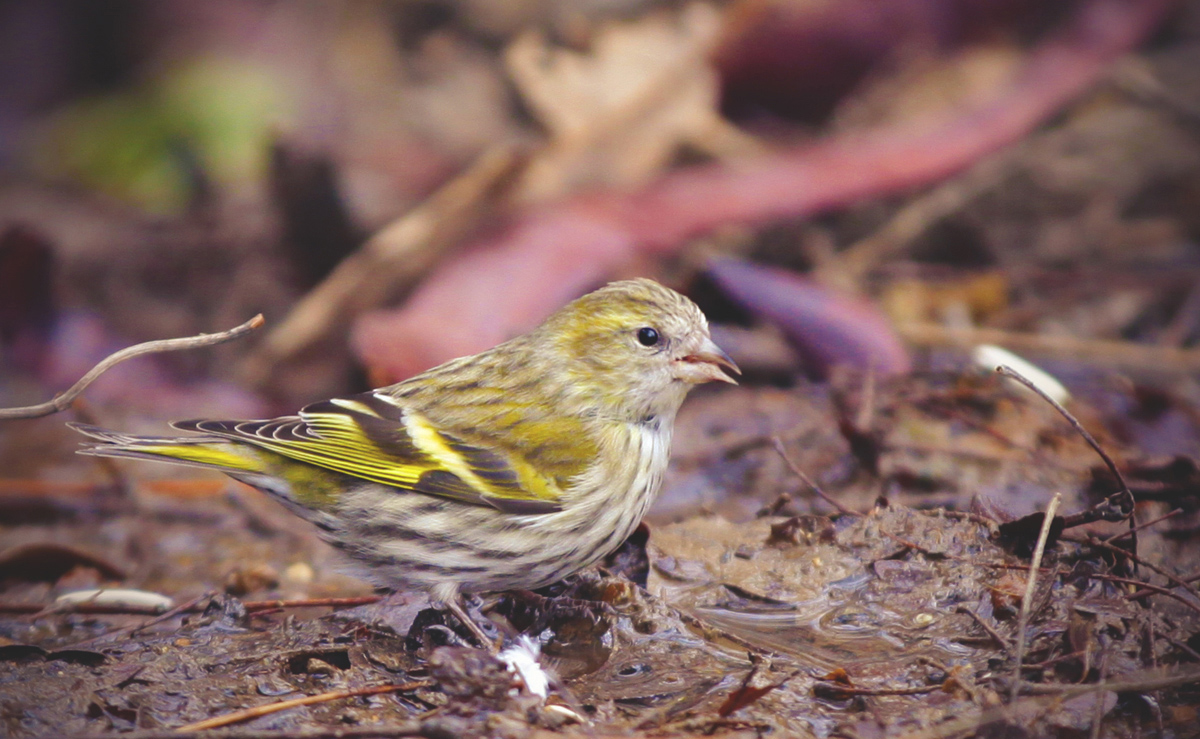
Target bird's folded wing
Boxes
[174,392,563,514]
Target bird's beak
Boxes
[674,337,741,385]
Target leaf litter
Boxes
[3,373,1199,736]
[3,1,1200,737]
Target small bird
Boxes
[71,279,738,645]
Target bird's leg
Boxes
[446,597,499,653]
[431,582,500,652]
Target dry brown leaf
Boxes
[506,2,749,202]
[832,45,1025,132]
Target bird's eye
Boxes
[636,327,660,347]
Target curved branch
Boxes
[0,315,265,421]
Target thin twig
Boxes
[1112,56,1200,128]
[1102,508,1183,543]
[982,562,1055,574]
[1086,538,1200,603]
[0,595,381,617]
[816,682,943,697]
[995,365,1136,551]
[1020,650,1089,672]
[830,145,1017,286]
[675,609,772,658]
[1011,492,1062,702]
[771,437,854,515]
[1018,667,1200,695]
[173,681,429,732]
[1143,619,1164,738]
[1089,651,1110,739]
[955,606,1010,649]
[1160,633,1200,663]
[1128,567,1200,601]
[854,366,877,431]
[1094,574,1200,619]
[242,596,381,613]
[995,366,1130,504]
[935,407,1059,468]
[241,145,523,383]
[68,591,215,648]
[0,315,265,421]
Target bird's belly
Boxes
[482,423,669,591]
[476,468,660,593]
[329,425,669,595]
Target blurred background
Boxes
[0,0,1197,409]
[4,0,1200,501]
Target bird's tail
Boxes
[68,422,267,475]
[69,423,345,534]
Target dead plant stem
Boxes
[173,682,429,732]
[0,315,264,420]
[770,437,854,515]
[1011,492,1061,702]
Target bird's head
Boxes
[536,279,739,422]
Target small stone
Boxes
[282,562,315,586]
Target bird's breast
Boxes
[551,419,671,545]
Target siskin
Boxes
[71,279,738,644]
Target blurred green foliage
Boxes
[30,57,293,214]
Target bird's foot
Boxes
[447,596,501,653]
